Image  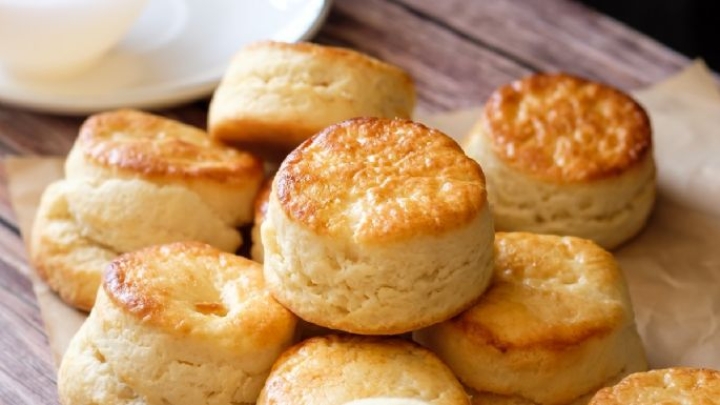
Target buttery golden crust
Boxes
[589,368,720,405]
[208,41,416,156]
[455,233,624,350]
[480,73,651,182]
[414,232,647,405]
[257,335,470,405]
[103,242,296,348]
[75,109,263,183]
[245,41,414,81]
[275,117,487,244]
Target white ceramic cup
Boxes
[0,0,150,79]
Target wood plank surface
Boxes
[316,0,533,111]
[397,0,688,87]
[0,0,693,403]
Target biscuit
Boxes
[58,242,297,405]
[65,109,264,227]
[208,41,416,157]
[414,232,647,405]
[463,73,655,249]
[250,177,273,263]
[257,335,470,405]
[262,118,494,334]
[588,367,720,405]
[31,110,263,310]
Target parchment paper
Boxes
[5,60,720,370]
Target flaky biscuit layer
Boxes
[30,178,243,310]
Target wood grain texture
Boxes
[0,231,57,405]
[398,0,688,86]
[0,1,695,404]
[316,0,533,112]
[0,164,20,235]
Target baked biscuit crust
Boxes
[208,41,416,155]
[589,368,720,405]
[257,335,470,405]
[414,232,647,405]
[481,73,651,182]
[245,41,414,83]
[104,242,295,345]
[67,109,265,227]
[74,109,263,183]
[455,233,624,350]
[276,117,487,244]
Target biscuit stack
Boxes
[31,109,264,310]
[43,41,709,405]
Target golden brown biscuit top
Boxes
[481,73,651,182]
[275,118,487,244]
[103,242,296,350]
[589,368,720,404]
[76,109,263,182]
[243,40,414,88]
[259,335,469,405]
[451,233,627,350]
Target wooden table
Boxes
[0,1,690,404]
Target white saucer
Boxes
[0,0,333,115]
